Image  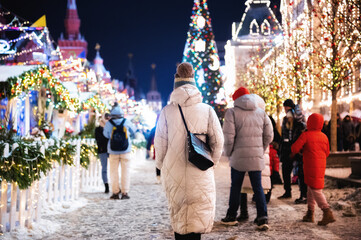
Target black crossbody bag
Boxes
[178,104,213,171]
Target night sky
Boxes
[1,0,280,102]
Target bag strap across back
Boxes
[109,119,126,128]
[178,104,189,133]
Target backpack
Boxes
[109,119,129,151]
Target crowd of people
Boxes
[322,113,361,152]
[92,62,360,239]
[154,63,338,239]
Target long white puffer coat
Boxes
[155,84,224,234]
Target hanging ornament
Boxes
[208,55,220,71]
[196,16,206,28]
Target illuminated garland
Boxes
[0,140,52,189]
[81,94,107,113]
[51,139,77,166]
[0,137,95,189]
[0,126,52,189]
[0,66,80,112]
[80,143,97,169]
[0,66,107,113]
[311,0,360,92]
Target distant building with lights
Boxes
[58,0,88,59]
[224,0,282,103]
[0,6,58,65]
[89,44,114,100]
[146,64,162,113]
[273,0,360,116]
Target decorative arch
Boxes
[250,19,259,36]
[261,19,271,35]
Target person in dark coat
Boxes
[356,118,361,150]
[146,125,161,182]
[278,99,307,203]
[321,120,330,142]
[334,113,344,151]
[342,115,355,151]
[95,113,110,193]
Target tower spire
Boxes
[127,53,135,79]
[67,0,77,9]
[150,63,157,91]
[64,0,80,40]
[58,0,88,59]
[94,43,103,65]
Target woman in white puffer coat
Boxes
[154,63,224,240]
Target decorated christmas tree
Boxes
[183,0,226,121]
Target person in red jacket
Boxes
[264,143,280,202]
[291,113,336,226]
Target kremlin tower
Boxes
[58,0,88,59]
[146,64,162,113]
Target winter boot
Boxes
[221,215,238,226]
[121,193,130,200]
[302,209,314,222]
[237,193,249,222]
[318,208,336,226]
[236,211,249,222]
[278,191,291,199]
[104,183,109,193]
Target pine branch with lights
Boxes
[183,0,226,121]
[0,136,52,190]
[56,139,77,166]
[81,94,107,113]
[78,118,96,139]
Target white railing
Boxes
[80,139,102,191]
[41,139,82,206]
[0,142,43,232]
[0,138,101,233]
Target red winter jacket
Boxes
[269,144,279,174]
[291,113,330,189]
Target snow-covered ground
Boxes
[2,156,360,240]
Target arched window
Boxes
[250,19,259,36]
[261,19,271,35]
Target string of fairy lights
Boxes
[1,66,110,114]
[0,11,61,64]
[241,0,360,118]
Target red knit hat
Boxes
[232,87,250,101]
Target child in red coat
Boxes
[269,144,280,176]
[291,113,336,226]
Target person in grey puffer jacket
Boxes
[221,87,273,231]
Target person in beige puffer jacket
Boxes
[154,62,224,240]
